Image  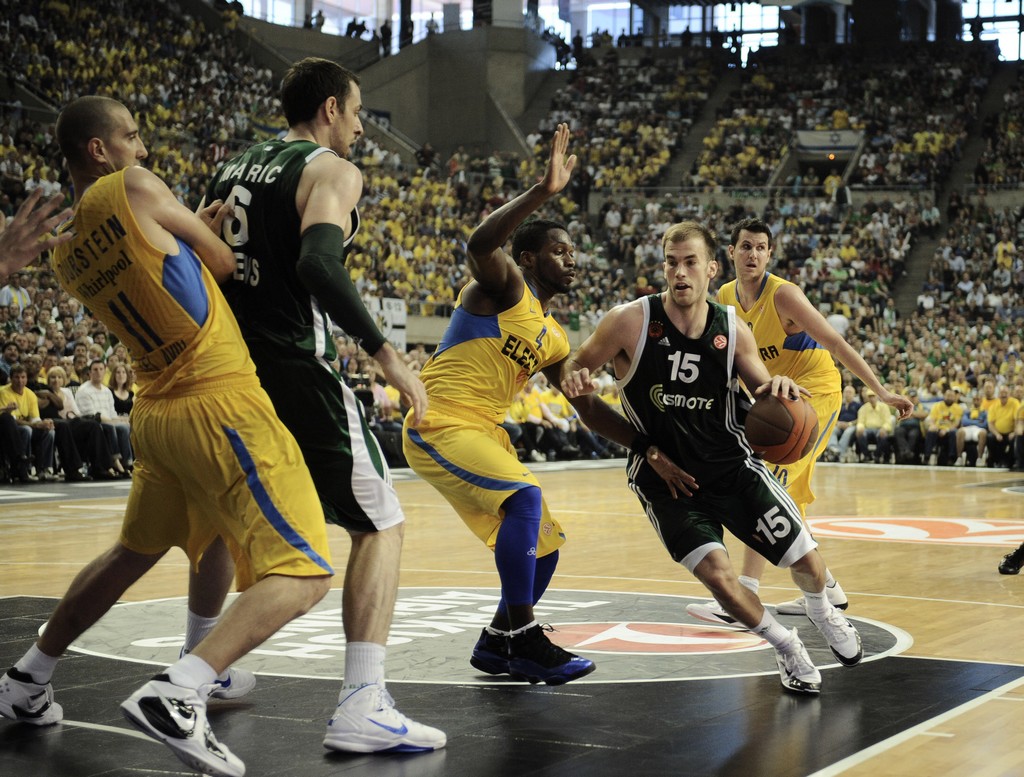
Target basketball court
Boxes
[1,460,1022,776]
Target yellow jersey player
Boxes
[403,124,598,685]
[0,96,333,777]
[688,217,912,626]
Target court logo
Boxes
[69,588,907,685]
[807,516,1024,547]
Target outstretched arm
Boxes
[466,123,576,295]
[0,188,74,275]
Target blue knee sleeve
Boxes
[494,486,543,607]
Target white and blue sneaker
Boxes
[121,673,245,777]
[323,683,446,753]
[180,647,255,700]
[0,668,63,726]
[209,668,256,700]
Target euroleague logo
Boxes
[68,588,906,685]
[807,516,1024,546]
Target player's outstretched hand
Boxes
[541,123,576,197]
[0,188,74,274]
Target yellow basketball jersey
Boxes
[419,282,570,423]
[718,273,839,396]
[52,169,256,398]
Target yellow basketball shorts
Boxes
[123,384,333,589]
[403,407,566,557]
[764,389,840,517]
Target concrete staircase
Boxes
[516,69,574,136]
[664,65,743,187]
[894,60,1016,314]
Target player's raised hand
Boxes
[540,123,576,197]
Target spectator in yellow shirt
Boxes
[924,389,965,466]
[855,388,895,463]
[986,384,1020,467]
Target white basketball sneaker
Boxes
[0,668,63,726]
[775,629,822,694]
[776,579,849,615]
[121,673,245,777]
[324,683,446,754]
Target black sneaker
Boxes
[507,624,595,685]
[998,544,1024,575]
[470,628,510,675]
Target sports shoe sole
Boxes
[685,603,739,626]
[775,599,849,616]
[470,653,510,675]
[508,660,596,686]
[121,696,244,777]
[323,730,445,754]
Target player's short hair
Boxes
[56,96,125,168]
[281,57,360,126]
[662,221,717,262]
[730,217,774,250]
[510,219,567,265]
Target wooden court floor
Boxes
[0,460,1022,776]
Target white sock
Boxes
[485,625,510,636]
[508,620,538,637]
[802,589,829,621]
[183,610,219,654]
[737,575,760,595]
[15,644,60,685]
[343,642,385,692]
[749,611,792,649]
[166,652,218,691]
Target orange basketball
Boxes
[744,394,819,465]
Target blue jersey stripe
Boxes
[432,307,501,359]
[783,331,825,351]
[223,426,334,575]
[163,239,210,328]
[406,427,529,492]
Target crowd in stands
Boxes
[690,41,997,190]
[1,3,1023,474]
[976,65,1024,186]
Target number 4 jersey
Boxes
[618,294,753,485]
[52,168,257,398]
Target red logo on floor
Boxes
[550,622,766,654]
[807,517,1024,546]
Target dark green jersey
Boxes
[209,139,359,363]
[619,295,752,484]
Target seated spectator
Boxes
[924,388,964,466]
[855,388,894,463]
[36,366,117,481]
[74,360,132,476]
[0,364,55,481]
[893,388,928,464]
[985,384,1019,468]
[825,384,860,462]
[955,392,988,466]
[108,362,135,418]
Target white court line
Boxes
[806,674,1024,777]
[399,568,1024,610]
[61,718,156,743]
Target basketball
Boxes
[744,394,819,465]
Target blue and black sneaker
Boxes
[507,623,595,686]
[470,628,511,676]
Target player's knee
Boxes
[501,486,542,523]
[298,575,332,611]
